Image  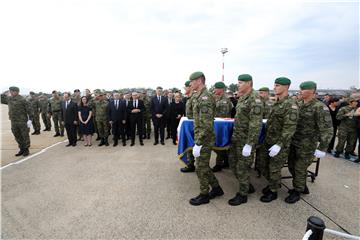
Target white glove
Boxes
[314,149,326,158]
[192,144,202,158]
[242,144,252,157]
[269,144,281,157]
[27,120,32,128]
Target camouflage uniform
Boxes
[289,99,333,192]
[142,95,152,138]
[8,95,33,150]
[335,106,358,154]
[214,93,233,167]
[185,93,195,166]
[259,96,299,192]
[229,90,263,196]
[39,96,51,130]
[261,98,272,119]
[94,99,109,139]
[49,96,64,135]
[193,87,220,194]
[28,96,41,133]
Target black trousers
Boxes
[328,125,338,151]
[153,117,165,142]
[112,121,126,143]
[65,123,77,145]
[130,114,143,143]
[166,116,171,137]
[171,118,180,142]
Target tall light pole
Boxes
[220,48,228,82]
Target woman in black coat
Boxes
[169,93,185,145]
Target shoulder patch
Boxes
[291,104,298,109]
[255,99,261,103]
[202,96,208,100]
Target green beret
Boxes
[259,87,270,92]
[214,81,226,89]
[300,81,317,90]
[274,77,291,85]
[189,71,205,81]
[238,74,252,81]
[9,86,19,92]
[185,81,191,87]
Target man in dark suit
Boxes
[124,92,131,140]
[150,86,168,145]
[127,92,145,146]
[108,92,127,147]
[61,92,78,147]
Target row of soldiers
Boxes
[182,72,335,206]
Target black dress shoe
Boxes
[53,133,60,137]
[140,142,144,146]
[31,131,36,135]
[327,149,332,153]
[228,193,247,206]
[209,186,224,199]
[153,142,158,145]
[15,149,24,156]
[123,142,126,146]
[72,143,76,147]
[66,143,72,147]
[180,165,195,173]
[113,142,118,147]
[260,191,278,203]
[147,134,151,139]
[285,190,300,204]
[189,194,210,206]
[22,148,29,156]
[211,164,222,172]
[35,131,40,135]
[248,183,255,194]
[161,141,165,145]
[130,143,135,146]
[173,141,177,145]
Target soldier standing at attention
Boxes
[39,94,51,131]
[286,81,333,203]
[8,86,33,157]
[258,87,272,119]
[49,90,64,137]
[28,91,41,135]
[259,77,299,203]
[188,71,223,206]
[95,92,110,146]
[212,81,233,172]
[228,74,263,206]
[141,91,152,139]
[180,80,196,173]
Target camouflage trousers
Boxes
[335,129,357,154]
[96,119,109,138]
[143,114,151,135]
[288,144,314,192]
[41,112,51,129]
[11,122,30,149]
[187,152,195,166]
[32,112,41,132]
[52,111,64,134]
[258,143,290,192]
[229,142,254,196]
[214,149,229,166]
[195,145,220,194]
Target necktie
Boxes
[116,100,118,110]
[65,101,68,109]
[158,96,160,102]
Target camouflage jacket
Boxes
[94,100,109,121]
[261,98,273,119]
[29,97,41,114]
[49,97,62,113]
[39,98,50,113]
[232,89,263,146]
[291,98,333,152]
[336,106,357,132]
[142,96,151,116]
[193,87,215,146]
[215,93,233,118]
[264,95,299,148]
[185,93,195,119]
[8,95,33,123]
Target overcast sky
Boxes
[0,0,359,93]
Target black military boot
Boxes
[104,137,109,146]
[228,193,247,206]
[189,193,210,206]
[260,191,278,203]
[354,158,360,163]
[22,148,29,156]
[31,131,37,135]
[180,164,195,173]
[334,151,341,158]
[211,164,222,172]
[288,185,309,195]
[248,183,255,194]
[285,190,300,204]
[209,186,224,199]
[344,152,350,159]
[53,132,60,137]
[98,138,105,146]
[262,184,281,194]
[35,131,40,135]
[15,149,24,156]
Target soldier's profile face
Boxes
[300,89,315,99]
[214,88,223,96]
[273,84,288,95]
[238,81,250,94]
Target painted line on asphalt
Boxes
[0,140,68,171]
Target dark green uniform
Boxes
[193,87,220,194]
[185,93,195,166]
[229,90,263,196]
[39,96,51,130]
[28,96,41,133]
[94,99,109,139]
[289,99,333,192]
[8,95,33,150]
[259,96,299,192]
[142,95,152,138]
[335,106,358,155]
[49,97,64,135]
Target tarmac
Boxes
[1,104,359,239]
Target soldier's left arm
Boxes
[25,99,34,120]
[246,99,264,146]
[315,103,334,151]
[196,97,215,146]
[277,102,299,148]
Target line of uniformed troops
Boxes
[183,71,336,206]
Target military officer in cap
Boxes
[180,80,196,173]
[49,90,64,137]
[28,91,41,135]
[188,71,223,206]
[212,81,233,172]
[259,77,299,202]
[94,92,110,146]
[286,81,333,203]
[39,94,51,131]
[8,86,33,156]
[227,74,263,205]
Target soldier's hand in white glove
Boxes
[242,144,252,157]
[26,120,32,128]
[269,144,281,157]
[192,144,202,158]
[314,149,326,158]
